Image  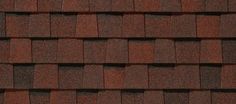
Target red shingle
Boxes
[144,91,164,104]
[98,91,121,104]
[123,14,145,37]
[77,91,97,104]
[176,40,200,63]
[134,0,160,11]
[10,39,31,63]
[0,40,9,63]
[14,65,34,88]
[205,0,227,12]
[221,65,236,88]
[124,65,148,88]
[212,92,236,104]
[220,14,236,37]
[164,91,189,104]
[200,40,222,63]
[15,0,37,11]
[0,0,14,11]
[59,65,83,89]
[62,0,89,11]
[84,40,106,63]
[76,14,98,37]
[104,66,124,89]
[4,90,30,104]
[90,0,111,11]
[83,65,104,88]
[129,40,154,63]
[57,39,83,63]
[6,14,29,37]
[0,13,5,37]
[181,0,205,12]
[111,0,133,11]
[106,39,128,63]
[189,91,211,104]
[197,15,220,37]
[145,15,171,37]
[98,14,123,37]
[159,0,181,12]
[0,64,13,88]
[30,90,50,104]
[50,90,76,104]
[29,14,50,37]
[155,39,176,63]
[38,0,62,11]
[33,64,58,88]
[32,40,57,63]
[200,65,221,89]
[51,14,76,37]
[171,15,196,37]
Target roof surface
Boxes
[0,0,236,104]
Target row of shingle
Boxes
[0,90,235,104]
[1,39,236,63]
[0,0,236,12]
[0,64,235,89]
[1,13,236,38]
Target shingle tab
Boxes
[200,65,221,89]
[14,65,34,88]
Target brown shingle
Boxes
[229,0,236,11]
[30,90,50,104]
[197,15,220,37]
[57,39,83,63]
[50,90,76,104]
[171,15,196,37]
[90,0,111,11]
[134,0,160,11]
[123,14,145,37]
[220,14,236,37]
[104,66,124,89]
[111,0,133,11]
[221,65,236,88]
[6,14,29,37]
[200,65,221,89]
[4,90,30,104]
[38,0,62,11]
[164,91,189,104]
[32,40,57,63]
[200,40,222,63]
[77,91,98,104]
[0,64,13,88]
[189,91,211,104]
[205,0,227,12]
[122,91,144,104]
[176,40,200,63]
[76,14,98,37]
[29,14,50,37]
[124,65,148,88]
[129,40,154,63]
[159,0,181,12]
[98,91,121,104]
[212,92,236,104]
[15,0,37,11]
[84,40,106,63]
[83,65,104,88]
[155,39,176,63]
[51,14,77,37]
[0,13,5,37]
[144,91,164,104]
[62,0,89,11]
[106,39,128,63]
[181,0,205,12]
[0,0,14,11]
[222,40,236,63]
[145,15,171,37]
[10,39,31,63]
[98,14,123,37]
[33,64,58,88]
[14,65,34,88]
[59,65,83,89]
[0,40,9,63]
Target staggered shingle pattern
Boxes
[0,0,235,104]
